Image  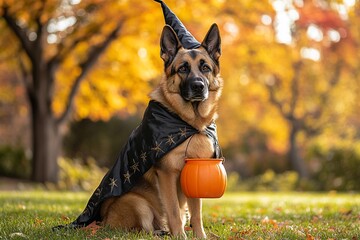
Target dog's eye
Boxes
[178,66,188,73]
[201,64,211,72]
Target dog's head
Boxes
[160,24,221,102]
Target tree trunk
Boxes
[288,126,308,179]
[31,105,60,183]
[29,61,61,183]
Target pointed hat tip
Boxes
[154,0,201,49]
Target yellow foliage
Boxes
[1,0,360,158]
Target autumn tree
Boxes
[0,0,135,183]
[265,1,356,178]
[214,0,359,178]
[0,0,215,183]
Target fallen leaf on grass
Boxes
[34,217,44,226]
[61,215,70,221]
[221,217,235,224]
[306,233,316,240]
[339,208,352,216]
[211,212,219,217]
[82,221,102,236]
[311,215,322,223]
[229,226,254,238]
[237,229,254,236]
[261,216,278,229]
[184,226,192,231]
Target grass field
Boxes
[0,191,359,239]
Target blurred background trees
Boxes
[0,0,359,190]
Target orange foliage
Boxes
[1,0,360,156]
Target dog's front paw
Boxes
[193,229,207,239]
[173,230,187,239]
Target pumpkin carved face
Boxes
[180,158,227,198]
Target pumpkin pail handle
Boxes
[184,135,195,158]
[219,148,225,162]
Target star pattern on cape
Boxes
[109,178,118,193]
[95,187,102,197]
[123,171,131,184]
[166,134,176,145]
[151,141,165,156]
[140,151,147,163]
[179,127,187,138]
[130,159,140,173]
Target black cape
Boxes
[62,100,220,228]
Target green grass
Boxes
[0,191,359,239]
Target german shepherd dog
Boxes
[100,24,222,238]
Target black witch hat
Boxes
[154,0,201,49]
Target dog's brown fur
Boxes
[100,24,222,238]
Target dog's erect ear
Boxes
[160,25,181,66]
[202,23,221,63]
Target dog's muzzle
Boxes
[181,78,209,102]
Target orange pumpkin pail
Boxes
[180,158,227,198]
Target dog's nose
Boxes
[191,81,205,92]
